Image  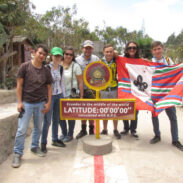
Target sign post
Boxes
[60,61,136,155]
[83,61,112,139]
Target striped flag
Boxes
[116,56,183,116]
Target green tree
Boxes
[136,37,153,59]
[0,0,31,88]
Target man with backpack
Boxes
[149,41,183,151]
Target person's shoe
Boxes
[131,132,139,140]
[31,147,46,157]
[172,141,183,151]
[59,135,66,141]
[101,129,108,135]
[12,153,21,168]
[150,136,161,144]
[76,130,87,139]
[114,130,121,139]
[52,139,66,147]
[41,143,47,153]
[63,136,73,143]
[120,130,129,135]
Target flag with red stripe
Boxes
[116,56,183,116]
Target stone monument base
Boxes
[82,135,112,155]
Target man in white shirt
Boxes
[150,41,183,151]
[75,40,99,139]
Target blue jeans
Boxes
[41,93,63,144]
[123,111,139,133]
[60,120,75,137]
[152,106,178,142]
[14,101,45,155]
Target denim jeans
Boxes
[123,111,139,133]
[152,106,178,142]
[14,101,45,155]
[60,120,75,137]
[41,93,63,144]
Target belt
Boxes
[105,86,117,91]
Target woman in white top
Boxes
[60,47,84,142]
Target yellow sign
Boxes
[83,61,112,91]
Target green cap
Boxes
[50,47,63,56]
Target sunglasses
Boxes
[127,46,137,50]
[64,53,73,56]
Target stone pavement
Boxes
[0,108,183,183]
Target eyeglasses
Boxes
[127,46,137,50]
[64,53,73,56]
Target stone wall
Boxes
[0,90,33,164]
[0,90,16,104]
[0,110,33,164]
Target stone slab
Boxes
[82,135,112,155]
[0,89,16,104]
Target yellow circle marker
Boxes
[83,61,112,91]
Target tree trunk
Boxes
[0,51,17,89]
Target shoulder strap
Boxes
[71,63,74,88]
[60,65,63,78]
[45,64,51,70]
[165,57,173,65]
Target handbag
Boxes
[70,63,80,98]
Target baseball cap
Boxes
[82,40,94,48]
[50,47,63,56]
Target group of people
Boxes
[12,40,183,168]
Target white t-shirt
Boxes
[152,56,174,66]
[63,62,82,97]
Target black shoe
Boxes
[31,147,46,157]
[101,129,108,135]
[131,132,139,140]
[76,130,87,139]
[12,153,21,168]
[172,141,183,151]
[114,130,121,139]
[120,130,129,135]
[150,136,161,144]
[52,139,66,147]
[41,143,47,153]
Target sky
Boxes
[30,0,183,42]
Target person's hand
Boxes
[17,102,24,112]
[42,103,50,114]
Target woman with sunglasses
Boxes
[120,41,140,139]
[60,47,84,142]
